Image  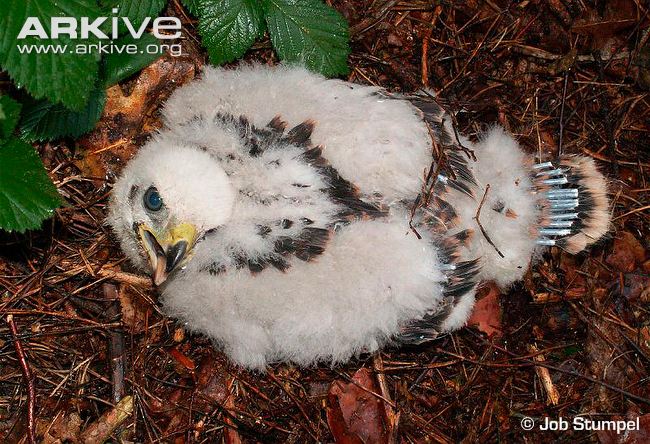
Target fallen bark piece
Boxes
[79,395,133,444]
[528,344,560,405]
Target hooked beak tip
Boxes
[165,240,188,273]
[153,253,168,286]
[152,241,187,286]
[138,224,195,286]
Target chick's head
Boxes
[108,139,235,284]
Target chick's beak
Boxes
[137,223,197,285]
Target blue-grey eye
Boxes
[144,186,163,211]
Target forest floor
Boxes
[1,0,649,442]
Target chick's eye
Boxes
[144,186,163,211]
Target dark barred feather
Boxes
[214,112,386,221]
[201,113,386,276]
[399,252,480,344]
[402,227,479,344]
[403,92,477,200]
[397,95,482,344]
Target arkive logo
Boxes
[17,9,181,40]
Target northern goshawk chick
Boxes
[108,65,610,369]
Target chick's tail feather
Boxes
[533,155,610,254]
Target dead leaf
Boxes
[551,48,577,75]
[195,355,230,407]
[597,413,650,444]
[544,305,580,332]
[168,346,197,374]
[77,42,202,184]
[618,273,650,301]
[38,412,82,444]
[118,285,151,333]
[468,282,502,337]
[606,232,645,273]
[327,368,389,444]
[572,0,638,34]
[618,167,640,188]
[173,327,185,342]
[558,254,588,298]
[193,358,241,444]
[586,317,637,411]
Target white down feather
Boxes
[161,64,433,204]
[162,212,446,369]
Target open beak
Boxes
[137,223,197,285]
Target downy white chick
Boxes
[108,64,610,369]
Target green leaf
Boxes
[0,0,102,110]
[101,0,167,36]
[263,0,350,77]
[19,88,107,142]
[0,137,62,232]
[197,0,265,65]
[0,95,22,142]
[100,33,163,87]
[181,0,200,15]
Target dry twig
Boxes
[474,184,505,258]
[79,395,134,443]
[528,344,560,405]
[5,315,36,444]
[103,283,127,404]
